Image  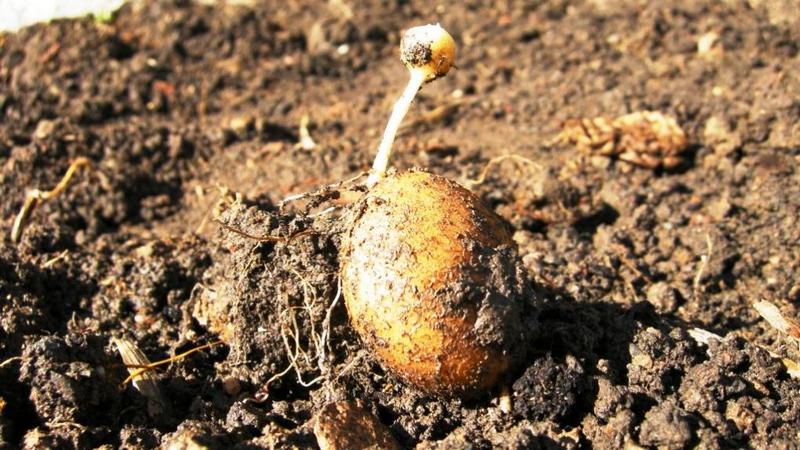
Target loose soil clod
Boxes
[313,400,399,450]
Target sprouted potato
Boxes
[341,25,533,396]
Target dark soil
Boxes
[1,0,799,448]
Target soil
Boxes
[1,0,799,449]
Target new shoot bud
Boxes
[366,24,456,187]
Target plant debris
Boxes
[555,111,687,169]
[10,157,91,243]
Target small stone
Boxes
[162,422,219,450]
[646,282,680,313]
[225,401,265,433]
[222,376,241,396]
[314,401,399,450]
[162,430,210,450]
[135,242,157,258]
[33,120,56,140]
[227,115,253,135]
[697,31,719,56]
[707,197,731,222]
[703,116,740,156]
[725,399,756,433]
[638,401,693,448]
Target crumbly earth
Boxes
[1,1,799,448]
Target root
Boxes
[462,154,544,190]
[214,219,314,244]
[261,276,342,395]
[11,157,92,243]
[279,170,367,211]
[0,356,22,368]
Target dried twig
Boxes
[11,157,92,243]
[42,250,69,269]
[117,339,223,386]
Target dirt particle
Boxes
[512,354,587,421]
[593,378,632,421]
[637,400,693,448]
[703,115,740,157]
[645,282,681,314]
[221,377,242,397]
[161,420,226,450]
[224,401,267,435]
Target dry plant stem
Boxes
[366,69,426,187]
[121,340,223,386]
[11,157,92,243]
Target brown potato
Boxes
[341,170,532,395]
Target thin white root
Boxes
[264,273,342,391]
[278,171,367,209]
[0,356,22,368]
[366,69,426,187]
[462,154,544,190]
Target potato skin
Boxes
[341,170,531,395]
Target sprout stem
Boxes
[366,69,426,187]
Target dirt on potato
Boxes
[1,0,799,448]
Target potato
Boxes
[341,170,531,395]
